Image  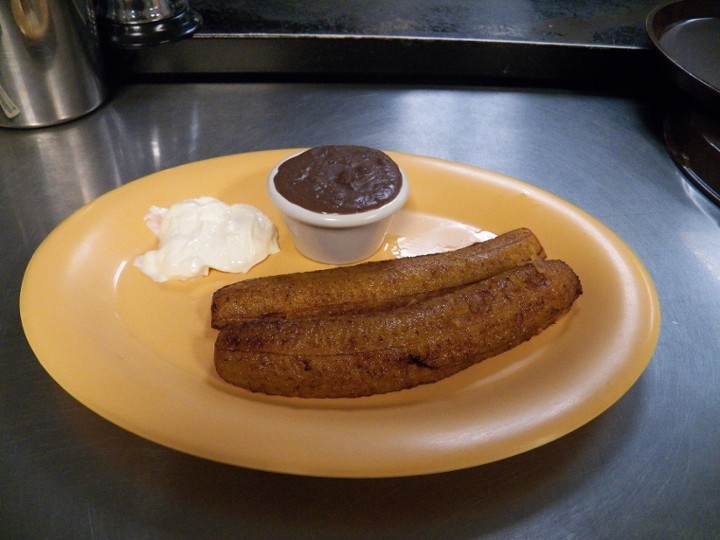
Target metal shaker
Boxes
[0,0,106,128]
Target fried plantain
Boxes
[211,228,545,328]
[214,259,582,398]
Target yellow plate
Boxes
[20,149,660,478]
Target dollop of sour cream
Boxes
[135,196,279,282]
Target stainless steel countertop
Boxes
[2,82,719,538]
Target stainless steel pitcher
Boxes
[0,0,106,128]
[0,0,200,128]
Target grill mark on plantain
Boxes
[404,354,437,369]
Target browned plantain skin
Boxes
[215,259,582,398]
[211,228,545,329]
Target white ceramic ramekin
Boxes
[268,153,409,264]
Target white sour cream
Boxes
[135,196,279,282]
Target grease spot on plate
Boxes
[385,210,495,257]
